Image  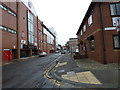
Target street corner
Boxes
[61,71,102,85]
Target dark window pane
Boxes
[110,4,117,15]
[116,3,120,15]
[113,35,120,49]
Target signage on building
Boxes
[104,27,116,31]
[112,17,120,26]
[116,18,120,32]
[21,31,25,39]
[21,0,37,16]
[21,40,26,44]
[34,43,37,46]
[28,1,32,8]
[4,49,10,51]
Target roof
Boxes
[42,23,56,38]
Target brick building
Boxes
[76,2,120,64]
[0,0,56,64]
[67,38,79,53]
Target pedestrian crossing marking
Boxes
[61,71,101,85]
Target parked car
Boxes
[55,50,59,53]
[39,52,47,57]
[61,50,65,54]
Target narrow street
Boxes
[2,52,119,89]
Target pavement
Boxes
[2,53,54,66]
[48,53,120,88]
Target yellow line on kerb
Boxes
[44,62,76,88]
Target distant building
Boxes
[67,38,79,53]
[42,24,56,53]
[76,1,120,64]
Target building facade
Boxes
[67,38,79,53]
[0,0,56,64]
[76,2,120,64]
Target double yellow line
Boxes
[43,61,76,88]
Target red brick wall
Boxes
[2,10,16,30]
[18,2,28,45]
[104,31,120,63]
[77,2,120,63]
[101,3,120,63]
[2,2,17,49]
[3,2,17,13]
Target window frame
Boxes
[88,15,93,27]
[113,34,120,49]
[28,10,34,45]
[90,39,95,51]
[110,3,120,16]
[83,25,86,32]
[80,30,83,35]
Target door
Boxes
[4,50,10,62]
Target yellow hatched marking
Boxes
[62,74,69,80]
[68,76,79,82]
[76,73,90,84]
[61,71,101,85]
[83,71,101,84]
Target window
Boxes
[0,25,16,34]
[113,35,120,49]
[0,3,16,17]
[28,11,34,45]
[88,15,93,26]
[110,3,120,16]
[80,30,83,35]
[88,36,95,51]
[90,39,95,50]
[3,27,7,31]
[0,25,3,30]
[0,4,3,9]
[83,25,86,32]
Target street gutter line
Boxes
[43,55,76,88]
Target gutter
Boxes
[99,3,107,64]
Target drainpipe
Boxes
[99,3,107,64]
[37,16,39,55]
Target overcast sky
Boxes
[31,0,92,45]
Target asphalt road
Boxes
[2,52,119,89]
[2,53,62,88]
